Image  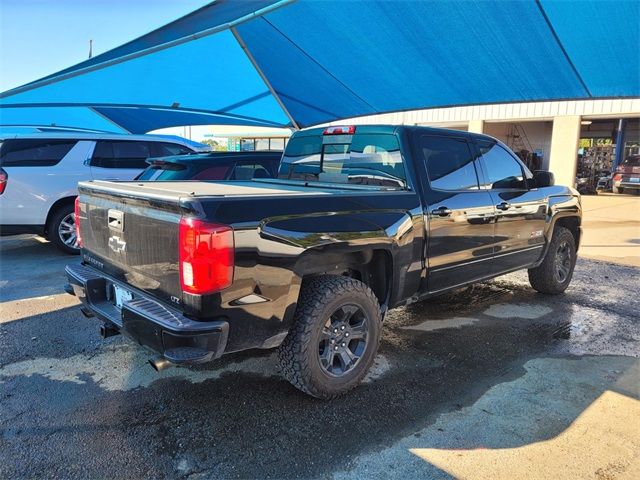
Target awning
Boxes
[1,0,638,133]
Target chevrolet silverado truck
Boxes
[65,125,581,398]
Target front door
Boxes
[417,134,497,293]
[475,139,547,273]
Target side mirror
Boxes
[532,170,554,188]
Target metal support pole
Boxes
[613,119,627,171]
[231,26,299,130]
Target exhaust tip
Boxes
[149,356,173,372]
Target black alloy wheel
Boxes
[318,304,369,377]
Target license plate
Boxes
[629,177,640,183]
[112,284,133,308]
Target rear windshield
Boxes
[137,160,274,181]
[623,155,640,167]
[278,132,407,189]
[0,139,77,167]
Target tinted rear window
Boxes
[137,161,232,181]
[421,135,479,191]
[91,141,153,169]
[0,139,76,167]
[137,160,276,181]
[279,132,407,189]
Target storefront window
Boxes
[269,138,285,150]
[255,138,270,151]
[240,139,255,151]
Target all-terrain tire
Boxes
[48,203,80,255]
[528,226,576,294]
[277,275,382,399]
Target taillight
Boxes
[74,196,83,247]
[0,168,7,195]
[323,125,356,135]
[179,218,234,294]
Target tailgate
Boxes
[77,181,186,304]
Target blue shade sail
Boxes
[2,0,638,133]
[0,106,128,133]
[538,0,640,97]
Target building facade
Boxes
[330,99,640,188]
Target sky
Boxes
[0,0,291,140]
[0,0,210,92]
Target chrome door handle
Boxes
[496,202,511,211]
[431,206,452,217]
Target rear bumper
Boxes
[65,263,228,364]
[618,181,640,190]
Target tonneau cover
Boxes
[80,179,385,201]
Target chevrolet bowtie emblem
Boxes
[108,235,127,253]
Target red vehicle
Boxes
[612,154,640,194]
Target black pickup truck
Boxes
[66,125,581,398]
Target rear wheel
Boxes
[48,203,80,255]
[278,275,382,399]
[528,226,576,294]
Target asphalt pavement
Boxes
[1,195,639,479]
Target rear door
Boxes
[475,139,547,272]
[417,134,496,293]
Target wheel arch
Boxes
[44,196,76,236]
[554,216,581,248]
[295,247,393,308]
[533,213,581,269]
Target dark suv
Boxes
[135,151,282,182]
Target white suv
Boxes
[0,132,208,253]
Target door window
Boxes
[421,135,479,191]
[91,141,153,169]
[0,139,77,167]
[478,141,527,189]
